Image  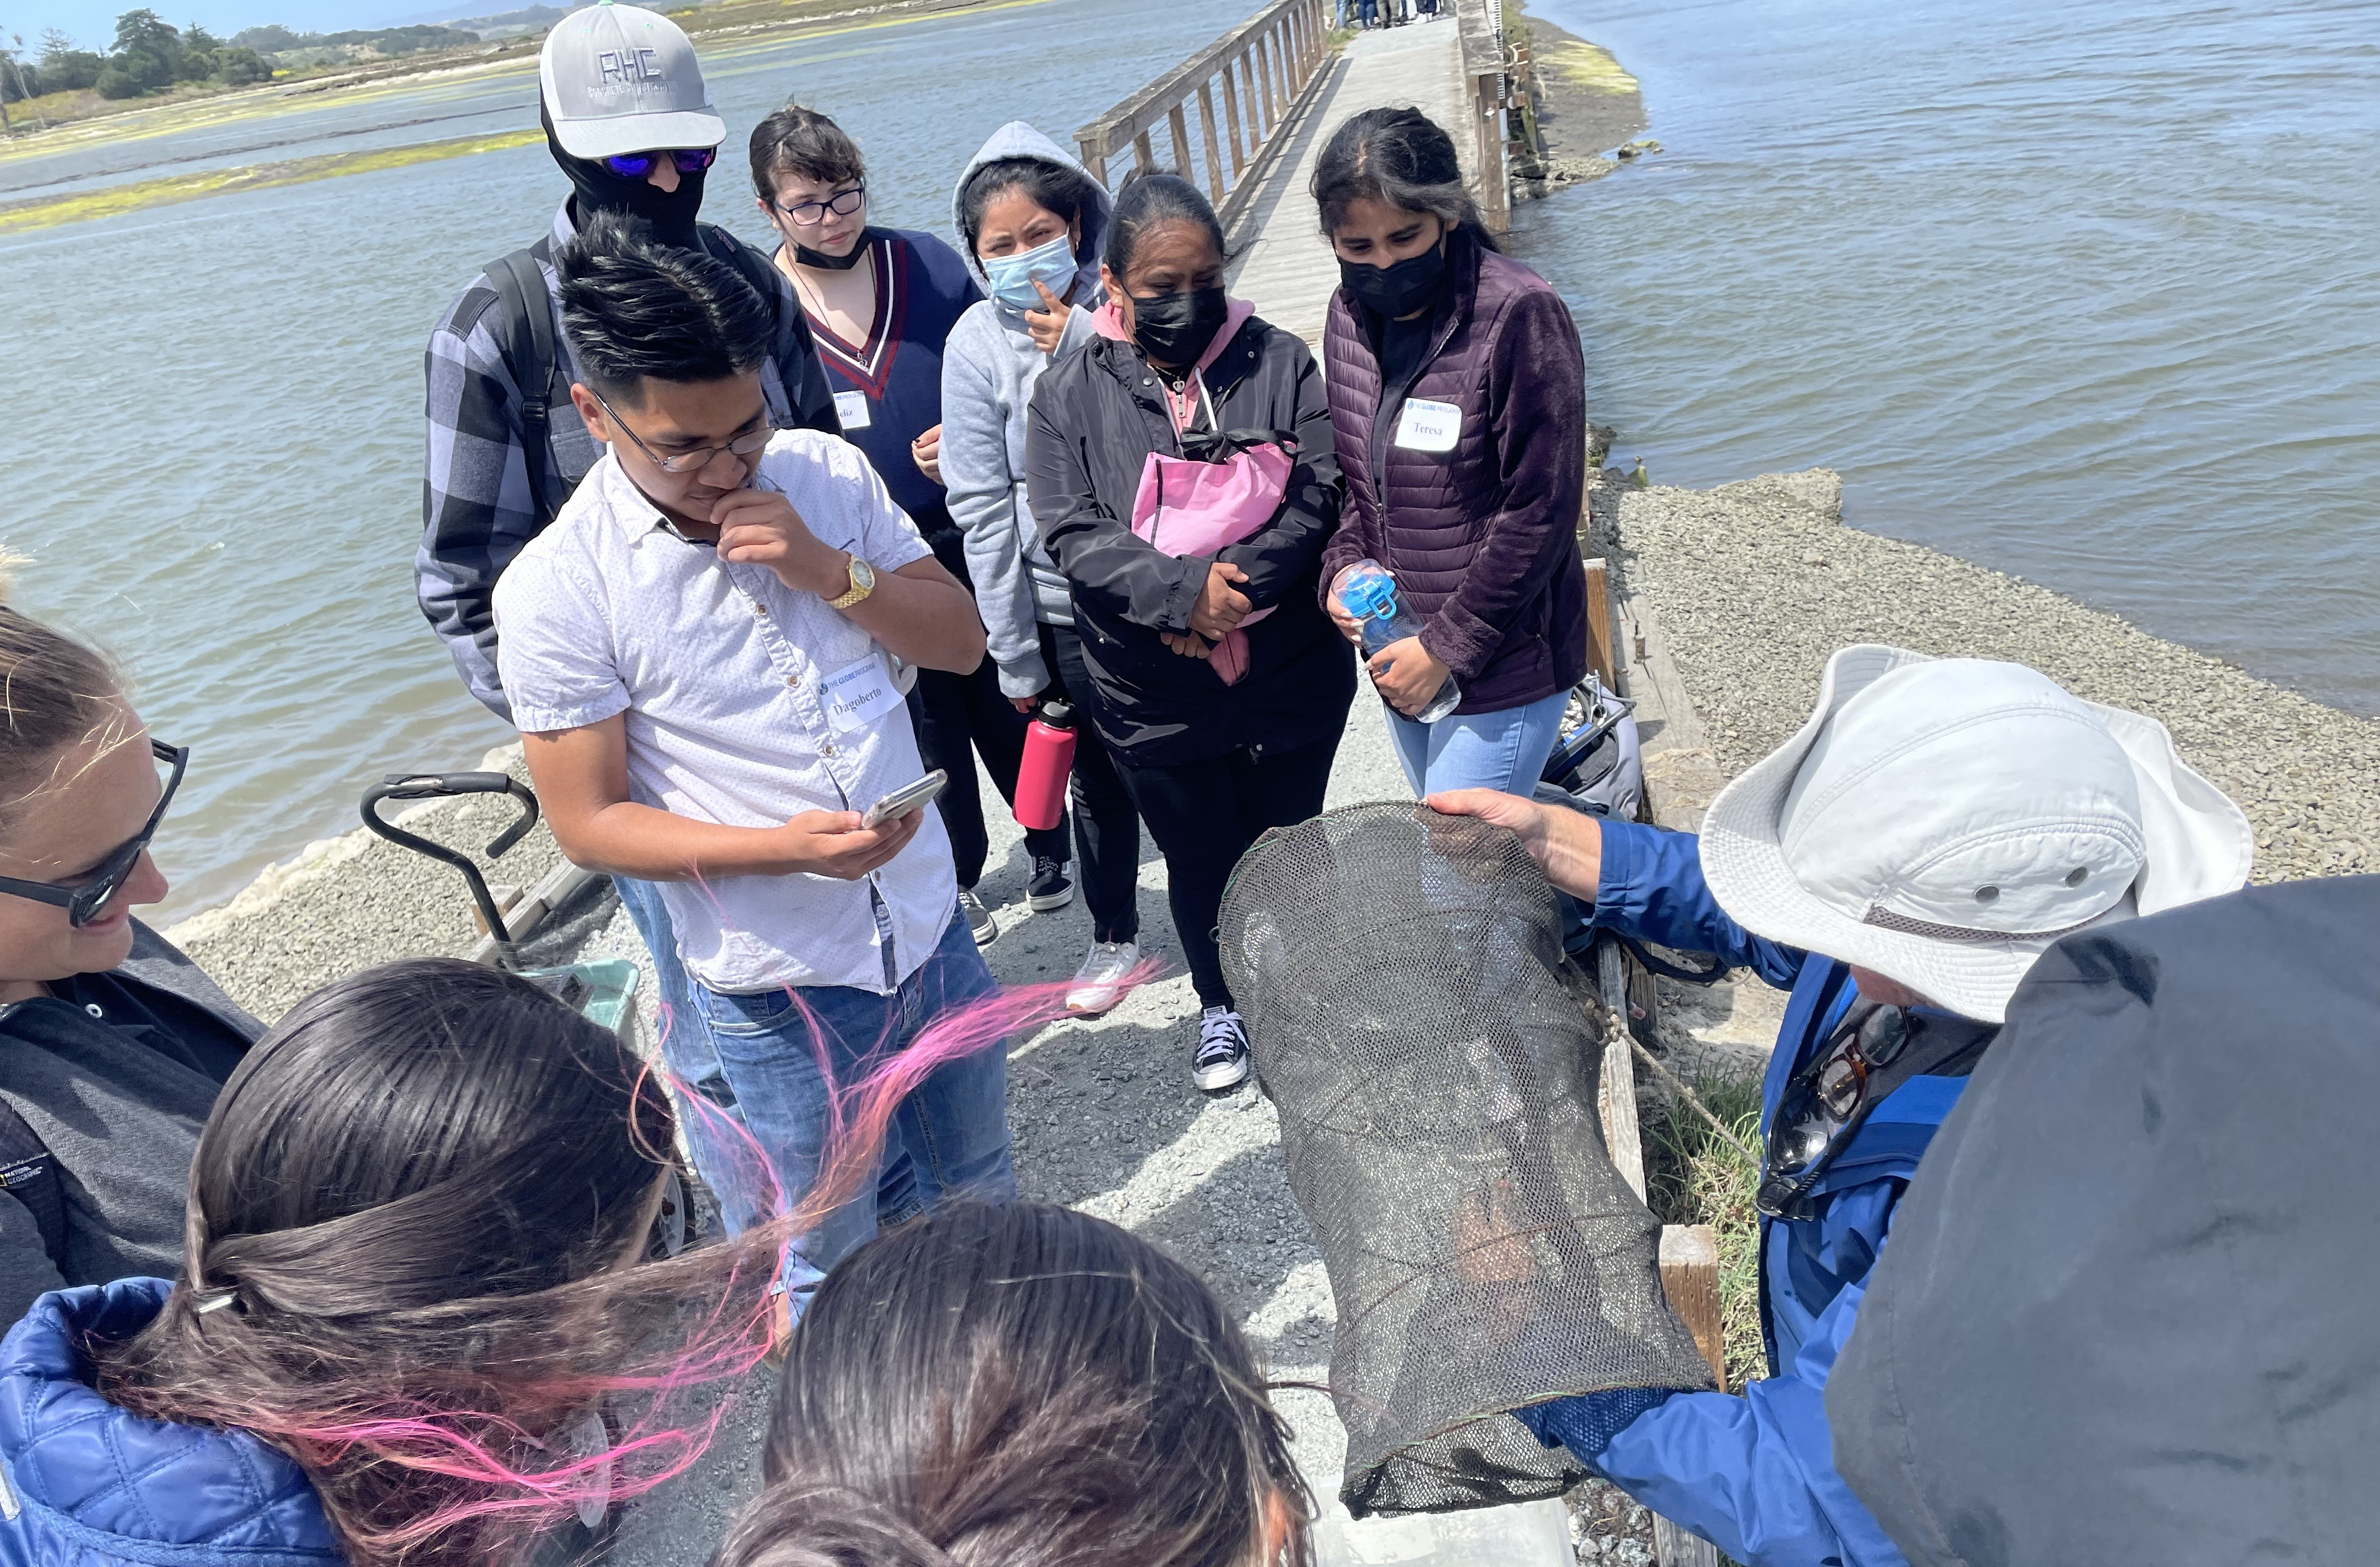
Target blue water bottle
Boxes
[1336,560,1462,724]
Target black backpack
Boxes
[485,223,786,526]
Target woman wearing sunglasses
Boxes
[0,958,792,1567]
[0,597,263,1326]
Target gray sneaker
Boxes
[1065,940,1140,1014]
[1193,1006,1250,1091]
[960,888,998,947]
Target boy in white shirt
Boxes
[493,210,1000,1313]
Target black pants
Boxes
[1115,732,1340,1009]
[907,658,1071,888]
[1039,621,1142,946]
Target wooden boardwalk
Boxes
[1227,17,1473,345]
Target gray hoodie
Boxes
[939,122,1114,699]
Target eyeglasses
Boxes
[773,183,865,227]
[588,385,773,476]
[604,147,718,180]
[0,739,187,928]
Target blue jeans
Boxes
[685,910,1014,1311]
[612,876,761,1227]
[1385,686,1570,797]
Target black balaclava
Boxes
[543,100,707,251]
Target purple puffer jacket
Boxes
[1318,231,1589,715]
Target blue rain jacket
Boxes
[0,1280,340,1567]
[1534,820,1980,1567]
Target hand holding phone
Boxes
[861,769,948,829]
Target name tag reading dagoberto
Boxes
[833,390,874,430]
[823,652,898,734]
[1393,398,1461,453]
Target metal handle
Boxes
[359,772,541,963]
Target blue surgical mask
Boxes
[983,231,1078,312]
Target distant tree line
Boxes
[1,9,482,103]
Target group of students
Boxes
[5,3,2371,1565]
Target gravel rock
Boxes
[1591,468,2380,885]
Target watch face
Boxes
[850,558,875,591]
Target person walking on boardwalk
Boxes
[0,594,261,1325]
[1430,646,2256,1566]
[414,0,840,1228]
[1313,107,1591,799]
[493,213,1007,1321]
[753,103,1073,950]
[1027,172,1355,1092]
[941,122,1148,1015]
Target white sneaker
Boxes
[1194,1006,1251,1091]
[1065,940,1140,1015]
[959,888,998,948]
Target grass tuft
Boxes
[1642,1068,1766,1392]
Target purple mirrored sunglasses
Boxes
[603,147,718,179]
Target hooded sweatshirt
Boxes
[938,123,1114,701]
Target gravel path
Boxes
[1591,467,2380,885]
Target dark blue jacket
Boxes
[0,1281,339,1567]
[1527,820,1976,1566]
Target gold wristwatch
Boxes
[825,554,876,611]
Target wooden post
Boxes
[1168,102,1194,177]
[1220,60,1247,174]
[1583,556,1618,689]
[1241,53,1266,139]
[1196,81,1225,200]
[1596,940,1647,1203]
[1659,1225,1725,1386]
[1132,127,1156,174]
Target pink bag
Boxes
[1130,383,1294,686]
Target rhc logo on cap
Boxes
[540,0,727,161]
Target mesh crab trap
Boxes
[1218,803,1715,1517]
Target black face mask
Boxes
[1130,284,1230,369]
[544,102,707,252]
[793,234,871,270]
[1341,241,1448,320]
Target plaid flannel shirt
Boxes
[417,202,840,718]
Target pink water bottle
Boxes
[1015,701,1078,832]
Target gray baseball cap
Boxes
[538,0,726,161]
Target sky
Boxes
[10,0,437,52]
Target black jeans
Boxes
[1038,621,1142,946]
[1115,732,1339,1009]
[908,659,1071,888]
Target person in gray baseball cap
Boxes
[415,0,840,1257]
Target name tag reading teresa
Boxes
[822,652,898,734]
[833,389,874,431]
[1393,398,1462,453]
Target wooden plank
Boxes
[1659,1225,1725,1387]
[1220,61,1247,175]
[1596,937,1646,1201]
[1583,555,1617,691]
[1168,102,1194,178]
[1196,81,1225,201]
[1654,1516,1723,1567]
[1241,53,1267,140]
[1132,127,1156,174]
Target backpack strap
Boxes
[483,239,571,528]
[0,1094,68,1273]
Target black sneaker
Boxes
[1193,1006,1250,1091]
[1028,856,1075,912]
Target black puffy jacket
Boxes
[1025,316,1355,767]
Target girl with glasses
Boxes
[0,591,261,1326]
[751,104,1077,947]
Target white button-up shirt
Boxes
[493,430,953,994]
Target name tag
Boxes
[833,389,874,430]
[1394,397,1461,453]
[822,652,899,734]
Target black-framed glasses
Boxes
[773,183,864,227]
[603,147,717,180]
[587,385,773,476]
[0,739,186,927]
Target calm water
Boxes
[1519,0,2380,711]
[0,0,1254,922]
[4,0,2375,922]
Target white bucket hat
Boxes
[1698,646,2254,1023]
[540,1,725,161]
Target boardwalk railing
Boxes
[1074,0,1333,231]
[1453,0,1511,233]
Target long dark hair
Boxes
[713,1203,1314,1567]
[1310,106,1499,252]
[97,960,785,1567]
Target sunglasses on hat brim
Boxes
[603,147,717,179]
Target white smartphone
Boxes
[861,769,948,829]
